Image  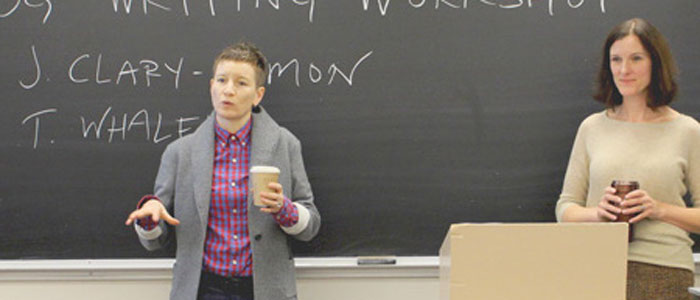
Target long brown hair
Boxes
[593,18,678,108]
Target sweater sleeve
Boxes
[555,119,591,221]
[684,119,700,207]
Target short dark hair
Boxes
[593,18,678,108]
[212,42,268,87]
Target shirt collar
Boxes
[214,117,253,144]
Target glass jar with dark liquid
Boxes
[611,180,639,242]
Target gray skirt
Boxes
[627,261,694,300]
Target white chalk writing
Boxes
[21,108,57,149]
[111,0,171,14]
[111,0,315,22]
[268,51,373,87]
[69,54,184,89]
[18,45,41,89]
[361,0,606,16]
[81,106,200,144]
[0,0,52,24]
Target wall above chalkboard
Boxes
[1,0,700,259]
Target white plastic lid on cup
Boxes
[250,166,280,173]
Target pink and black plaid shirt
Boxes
[138,117,298,277]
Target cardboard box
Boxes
[439,223,628,300]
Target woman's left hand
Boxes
[259,182,285,214]
[621,189,665,223]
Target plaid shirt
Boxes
[138,117,298,277]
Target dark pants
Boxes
[197,271,254,300]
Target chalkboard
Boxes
[2,0,700,259]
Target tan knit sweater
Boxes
[556,111,700,271]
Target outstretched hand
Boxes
[125,199,180,226]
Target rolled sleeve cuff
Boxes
[281,202,310,235]
[273,197,298,226]
[135,222,163,240]
[134,195,163,237]
[136,217,159,231]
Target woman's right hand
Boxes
[597,186,622,222]
[124,199,180,226]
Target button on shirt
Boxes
[205,118,254,276]
[205,118,299,277]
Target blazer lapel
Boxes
[250,108,280,211]
[250,108,280,168]
[192,114,215,227]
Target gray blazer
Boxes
[136,107,321,300]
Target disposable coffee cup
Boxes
[250,166,280,207]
